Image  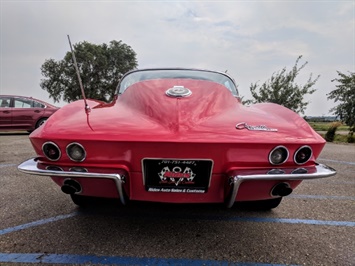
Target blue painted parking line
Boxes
[290,194,355,200]
[138,213,352,227]
[318,158,355,166]
[0,213,78,236]
[1,208,354,238]
[0,163,17,168]
[0,253,298,265]
[121,213,355,227]
[225,217,355,227]
[325,180,355,185]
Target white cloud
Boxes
[0,0,354,115]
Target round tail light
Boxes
[42,142,61,161]
[269,146,289,165]
[294,146,312,165]
[66,143,86,162]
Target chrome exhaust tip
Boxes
[61,179,82,195]
[271,182,293,197]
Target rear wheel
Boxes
[36,118,47,129]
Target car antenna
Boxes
[67,35,90,112]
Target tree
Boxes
[40,40,138,103]
[247,56,319,114]
[327,71,355,142]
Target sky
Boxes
[0,0,354,116]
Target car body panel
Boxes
[17,68,336,207]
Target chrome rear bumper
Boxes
[18,158,336,208]
[18,158,127,205]
[225,163,336,208]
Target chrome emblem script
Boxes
[236,122,278,132]
[166,86,192,98]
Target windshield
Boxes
[117,69,239,96]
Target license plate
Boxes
[142,159,213,193]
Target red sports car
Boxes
[18,68,336,209]
[0,95,59,132]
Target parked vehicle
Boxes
[18,68,336,209]
[0,95,59,132]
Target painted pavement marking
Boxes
[1,208,354,238]
[0,213,78,236]
[0,163,17,168]
[290,194,355,200]
[0,252,297,265]
[318,158,355,166]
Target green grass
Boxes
[308,122,354,143]
[318,132,354,143]
[308,121,349,131]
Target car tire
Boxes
[36,118,48,129]
[237,197,282,211]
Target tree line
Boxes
[40,40,354,142]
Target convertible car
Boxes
[18,68,336,209]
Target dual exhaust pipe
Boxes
[61,179,292,200]
[61,179,82,195]
[271,182,293,197]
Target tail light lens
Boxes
[66,143,86,162]
[69,167,88,172]
[42,142,61,161]
[269,146,289,165]
[294,146,312,165]
[46,166,63,171]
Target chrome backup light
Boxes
[42,142,61,161]
[46,165,63,171]
[66,143,86,162]
[294,146,312,165]
[269,146,289,165]
[267,169,285,175]
[291,168,308,174]
[69,167,88,172]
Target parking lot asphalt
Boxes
[0,133,354,266]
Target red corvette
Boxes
[18,68,336,209]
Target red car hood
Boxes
[33,79,323,145]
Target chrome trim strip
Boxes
[236,122,278,132]
[18,158,126,205]
[225,163,336,208]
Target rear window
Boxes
[118,69,239,96]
